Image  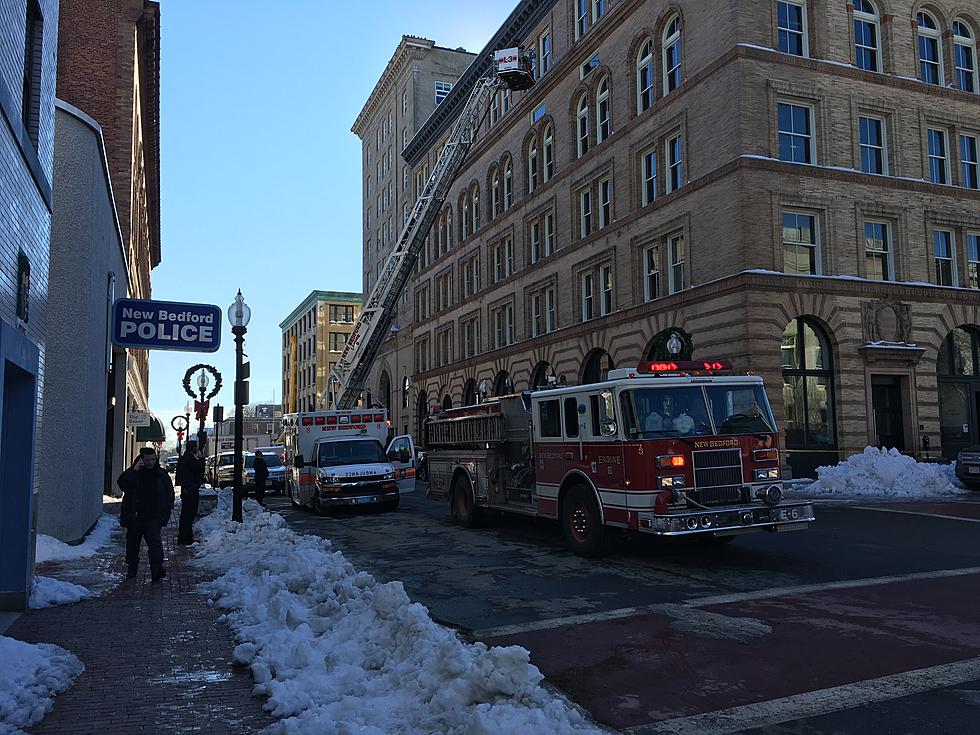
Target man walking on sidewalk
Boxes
[175,439,205,544]
[117,447,175,582]
[253,450,269,507]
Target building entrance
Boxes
[871,375,905,452]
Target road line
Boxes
[624,656,980,734]
[852,505,980,523]
[476,565,980,639]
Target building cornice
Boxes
[279,290,363,330]
[352,36,436,137]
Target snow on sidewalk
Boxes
[29,577,94,610]
[793,446,968,499]
[34,514,118,564]
[0,636,83,735]
[193,494,606,735]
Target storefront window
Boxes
[781,318,836,451]
[937,327,980,458]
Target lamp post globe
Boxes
[197,370,210,391]
[228,289,251,329]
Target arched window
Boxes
[937,326,980,459]
[471,185,480,231]
[781,317,837,476]
[543,124,555,181]
[662,15,682,94]
[503,157,514,208]
[446,207,454,250]
[954,20,978,92]
[493,370,512,396]
[527,138,539,193]
[490,166,500,218]
[530,361,556,389]
[435,213,445,257]
[636,39,655,113]
[853,0,881,72]
[442,394,453,411]
[463,379,477,406]
[379,371,391,411]
[917,11,944,85]
[576,94,590,158]
[460,192,470,240]
[582,349,615,384]
[596,76,611,143]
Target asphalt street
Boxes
[264,488,980,735]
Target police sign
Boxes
[112,298,222,352]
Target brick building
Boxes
[360,0,980,475]
[0,0,59,611]
[56,0,161,458]
[352,36,475,433]
[280,291,363,413]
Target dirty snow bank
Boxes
[194,493,604,735]
[0,636,83,734]
[29,577,94,610]
[34,515,118,564]
[799,447,966,499]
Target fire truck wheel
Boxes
[561,485,606,557]
[450,475,480,528]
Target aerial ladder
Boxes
[326,48,535,410]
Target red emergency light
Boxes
[314,416,326,425]
[638,359,733,373]
[373,413,385,422]
[351,414,362,423]
[326,415,338,425]
[301,417,313,426]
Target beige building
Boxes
[360,0,980,476]
[280,291,362,413]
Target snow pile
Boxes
[34,515,118,564]
[29,577,94,610]
[0,636,83,734]
[802,447,966,499]
[194,494,603,735]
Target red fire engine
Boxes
[424,360,815,556]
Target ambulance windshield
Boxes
[317,439,387,468]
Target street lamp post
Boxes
[183,401,192,455]
[228,290,251,523]
[196,369,210,451]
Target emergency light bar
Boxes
[638,359,733,373]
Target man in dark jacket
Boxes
[117,447,175,582]
[175,439,205,545]
[253,451,269,507]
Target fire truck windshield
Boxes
[620,383,776,438]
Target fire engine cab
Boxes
[424,360,815,556]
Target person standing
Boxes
[175,439,205,544]
[117,447,175,582]
[253,451,269,507]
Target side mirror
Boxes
[293,454,305,469]
[597,389,617,437]
[600,420,617,437]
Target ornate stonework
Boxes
[861,299,913,344]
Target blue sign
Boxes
[112,298,222,353]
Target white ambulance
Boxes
[282,409,417,513]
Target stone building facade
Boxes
[56,0,161,459]
[352,36,475,434]
[362,0,980,475]
[0,0,59,611]
[280,291,363,414]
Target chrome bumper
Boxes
[637,502,815,536]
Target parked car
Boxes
[955,446,980,491]
[209,452,237,488]
[253,445,286,464]
[241,451,287,494]
[163,455,179,472]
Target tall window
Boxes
[546,288,556,332]
[472,186,480,231]
[527,139,539,193]
[599,177,612,228]
[596,77,611,143]
[859,116,887,174]
[917,12,944,85]
[781,318,836,457]
[934,230,956,286]
[462,318,480,358]
[777,1,808,57]
[592,0,606,22]
[853,0,880,72]
[666,135,683,193]
[490,92,500,126]
[643,245,660,302]
[954,21,977,92]
[642,149,657,205]
[22,0,42,145]
[504,158,514,208]
[637,39,655,112]
[662,16,682,94]
[532,290,556,336]
[962,134,979,189]
[538,30,552,76]
[580,187,593,237]
[968,233,980,289]
[544,211,556,256]
[928,129,949,184]
[435,81,453,105]
[530,220,541,264]
[490,166,500,217]
[446,209,454,249]
[460,194,470,240]
[783,211,819,274]
[581,273,595,321]
[577,94,590,157]
[462,255,480,298]
[576,0,588,38]
[543,124,555,181]
[493,305,515,348]
[778,103,814,163]
[600,265,613,315]
[668,234,686,293]
[864,220,892,280]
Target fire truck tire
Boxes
[450,475,480,528]
[561,485,606,557]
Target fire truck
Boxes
[424,360,815,556]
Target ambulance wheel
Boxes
[311,492,324,515]
[561,485,606,558]
[450,475,479,528]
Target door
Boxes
[871,376,905,452]
[387,435,417,493]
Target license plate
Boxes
[352,496,376,505]
[970,467,980,474]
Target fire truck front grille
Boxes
[691,448,744,506]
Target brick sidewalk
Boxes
[8,505,275,735]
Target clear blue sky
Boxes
[150,0,514,443]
